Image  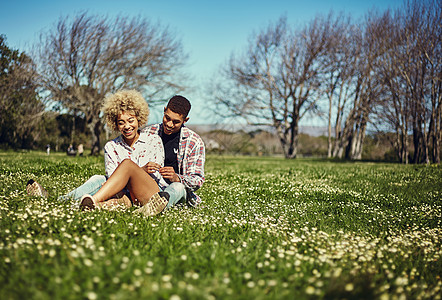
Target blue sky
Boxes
[0,0,404,124]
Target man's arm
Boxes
[156,137,205,191]
[176,137,205,192]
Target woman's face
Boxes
[117,111,139,146]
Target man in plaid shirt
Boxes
[140,95,205,208]
[44,95,205,211]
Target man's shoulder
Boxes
[182,126,199,137]
[182,126,204,145]
[141,124,161,135]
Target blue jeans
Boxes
[57,175,106,204]
[163,182,187,208]
[58,175,186,208]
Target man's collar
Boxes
[181,126,190,139]
[159,123,187,138]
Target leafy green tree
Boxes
[0,35,44,149]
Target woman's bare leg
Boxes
[92,159,159,205]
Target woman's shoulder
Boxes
[139,131,161,143]
[104,135,123,149]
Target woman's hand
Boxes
[142,162,161,173]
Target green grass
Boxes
[0,152,441,299]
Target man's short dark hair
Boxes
[166,95,191,118]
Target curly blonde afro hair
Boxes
[102,90,149,132]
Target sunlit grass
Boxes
[1,152,441,299]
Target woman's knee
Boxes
[120,158,134,165]
[119,159,138,170]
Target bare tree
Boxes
[375,9,412,163]
[337,12,387,160]
[37,12,187,154]
[375,0,441,164]
[321,15,358,158]
[322,9,405,161]
[408,0,442,164]
[211,2,440,162]
[213,15,333,158]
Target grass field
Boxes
[0,151,441,299]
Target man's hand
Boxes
[142,162,161,174]
[159,166,180,182]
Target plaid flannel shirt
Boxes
[141,124,205,206]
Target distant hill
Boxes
[187,124,331,137]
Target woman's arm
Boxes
[104,141,121,177]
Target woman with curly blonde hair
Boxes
[26,89,169,215]
[102,89,149,139]
[102,89,155,176]
[78,89,170,214]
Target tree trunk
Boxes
[351,119,367,160]
[430,84,441,164]
[435,101,441,164]
[348,123,358,159]
[327,95,333,158]
[396,129,404,163]
[436,121,441,164]
[404,123,409,165]
[287,124,299,159]
[275,123,289,158]
[285,121,298,159]
[87,117,102,156]
[422,117,430,164]
[412,117,423,164]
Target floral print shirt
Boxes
[104,130,168,188]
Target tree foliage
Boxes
[0,35,43,149]
[37,12,187,154]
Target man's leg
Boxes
[163,182,187,208]
[58,175,106,204]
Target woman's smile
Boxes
[117,111,140,146]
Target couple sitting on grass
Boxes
[27,90,205,217]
